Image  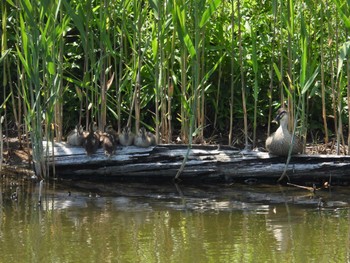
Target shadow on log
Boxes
[43,142,350,184]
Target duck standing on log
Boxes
[134,127,156,147]
[67,125,84,146]
[265,109,303,156]
[119,126,134,146]
[84,122,100,156]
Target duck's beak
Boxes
[272,110,286,124]
[272,114,280,124]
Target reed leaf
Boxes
[199,0,222,28]
[0,49,11,64]
[337,41,350,78]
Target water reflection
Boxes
[0,179,350,262]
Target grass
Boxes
[1,0,350,177]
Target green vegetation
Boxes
[1,0,350,177]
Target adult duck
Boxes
[265,109,303,156]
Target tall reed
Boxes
[3,0,350,181]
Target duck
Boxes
[265,109,303,156]
[147,130,156,146]
[134,127,156,147]
[67,125,84,146]
[83,122,100,156]
[105,125,119,144]
[100,126,116,157]
[119,126,134,146]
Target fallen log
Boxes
[43,142,350,184]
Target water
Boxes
[0,179,349,263]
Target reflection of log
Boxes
[44,142,350,183]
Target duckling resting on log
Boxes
[134,127,156,147]
[105,125,119,144]
[100,125,116,157]
[119,126,134,146]
[265,109,303,156]
[84,122,100,156]
[67,125,84,146]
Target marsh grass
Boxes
[1,0,350,178]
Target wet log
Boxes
[43,142,350,183]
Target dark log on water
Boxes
[43,142,350,184]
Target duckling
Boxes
[100,126,116,157]
[119,126,134,146]
[134,127,156,147]
[265,109,303,156]
[147,130,156,146]
[83,122,100,156]
[105,125,119,144]
[67,125,84,146]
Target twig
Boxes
[287,182,319,193]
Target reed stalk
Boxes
[0,116,3,172]
[116,0,127,133]
[237,0,248,149]
[267,0,278,137]
[228,0,235,146]
[251,28,259,148]
[175,0,189,143]
[1,0,9,153]
[3,0,350,174]
[347,55,350,154]
[153,0,160,143]
[320,2,328,144]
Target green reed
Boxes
[3,0,350,181]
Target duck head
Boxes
[273,109,288,124]
[138,127,147,140]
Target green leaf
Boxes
[149,0,159,20]
[16,45,30,76]
[273,63,282,81]
[175,5,196,58]
[337,41,350,77]
[333,0,350,29]
[199,0,222,28]
[47,61,56,75]
[300,12,307,88]
[0,49,11,64]
[301,66,320,95]
[5,0,16,7]
[62,0,86,51]
[183,32,196,58]
[19,13,28,61]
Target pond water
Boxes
[0,178,349,263]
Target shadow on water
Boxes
[1,176,350,262]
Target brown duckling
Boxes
[134,127,156,147]
[83,122,100,156]
[119,126,134,146]
[67,125,84,146]
[265,109,303,156]
[100,126,116,157]
[147,130,156,146]
[105,125,119,144]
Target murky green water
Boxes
[0,179,349,263]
